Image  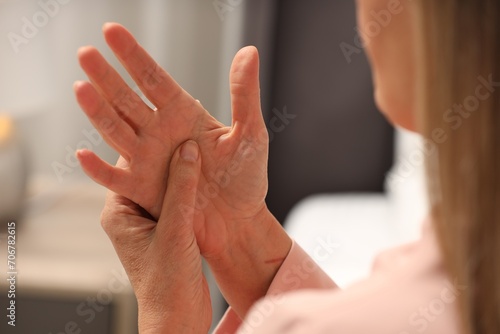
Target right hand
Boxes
[99,141,212,334]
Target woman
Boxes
[73,0,499,333]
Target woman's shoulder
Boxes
[241,220,463,334]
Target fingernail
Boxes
[180,141,199,162]
[75,149,89,159]
[103,22,114,31]
[73,81,85,90]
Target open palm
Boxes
[75,23,269,259]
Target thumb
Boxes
[157,140,201,238]
[230,46,266,136]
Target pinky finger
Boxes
[76,149,131,195]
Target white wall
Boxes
[0,0,245,183]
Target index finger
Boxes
[102,23,185,109]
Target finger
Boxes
[78,46,153,130]
[229,46,266,137]
[74,80,137,160]
[102,23,185,109]
[157,140,201,239]
[76,149,128,188]
[76,150,141,202]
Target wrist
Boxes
[215,205,291,273]
[207,206,292,317]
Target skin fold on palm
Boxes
[74,23,270,260]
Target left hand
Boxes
[97,140,211,333]
[74,23,268,228]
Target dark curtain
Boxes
[243,0,395,224]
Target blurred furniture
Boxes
[285,130,429,288]
[0,178,137,334]
[0,115,28,222]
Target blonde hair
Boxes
[416,0,500,333]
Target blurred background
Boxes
[0,0,428,333]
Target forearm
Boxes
[207,207,292,319]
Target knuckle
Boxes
[141,63,163,90]
[174,171,198,193]
[112,88,141,117]
[98,117,117,135]
[100,209,117,236]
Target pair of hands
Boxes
[74,23,291,333]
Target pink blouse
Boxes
[214,221,463,334]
